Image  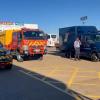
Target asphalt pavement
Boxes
[0,65,75,100]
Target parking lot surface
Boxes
[13,47,100,100]
[0,66,76,100]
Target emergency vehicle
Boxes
[0,28,47,62]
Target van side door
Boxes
[80,35,91,57]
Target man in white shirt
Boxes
[74,37,81,60]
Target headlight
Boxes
[23,45,29,51]
[44,46,47,49]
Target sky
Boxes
[0,0,100,35]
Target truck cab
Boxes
[59,26,100,61]
[12,28,47,61]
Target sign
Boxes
[0,22,13,25]
[80,16,88,21]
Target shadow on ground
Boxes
[13,54,43,61]
[47,47,94,62]
[0,64,93,100]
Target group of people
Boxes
[65,37,81,60]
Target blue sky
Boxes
[0,0,100,35]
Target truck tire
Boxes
[16,54,23,62]
[39,55,43,60]
[91,53,98,62]
[6,64,12,70]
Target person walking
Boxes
[74,37,81,60]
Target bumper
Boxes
[0,62,12,68]
[0,56,13,67]
[23,49,46,55]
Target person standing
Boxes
[74,37,81,60]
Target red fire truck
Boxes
[0,28,47,62]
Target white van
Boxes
[47,34,58,47]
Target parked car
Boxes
[0,47,13,69]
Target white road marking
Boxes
[18,70,76,99]
[45,81,62,83]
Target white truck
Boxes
[47,34,58,47]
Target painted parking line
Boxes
[77,76,98,78]
[69,68,100,99]
[72,83,99,86]
[78,70,98,72]
[18,69,92,100]
[98,72,100,79]
[67,68,78,88]
[45,81,62,83]
[86,95,100,99]
[42,67,58,81]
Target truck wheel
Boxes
[39,55,43,60]
[91,53,98,62]
[17,55,23,62]
[6,64,12,70]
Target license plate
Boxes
[35,49,40,52]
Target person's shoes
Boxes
[78,58,80,60]
[74,58,77,61]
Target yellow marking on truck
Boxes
[68,68,78,88]
[33,41,40,45]
[29,42,33,46]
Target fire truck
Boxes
[0,28,47,62]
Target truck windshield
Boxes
[23,31,46,40]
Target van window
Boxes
[77,26,97,34]
[95,35,100,42]
[47,35,50,39]
[51,35,56,38]
[64,33,68,42]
